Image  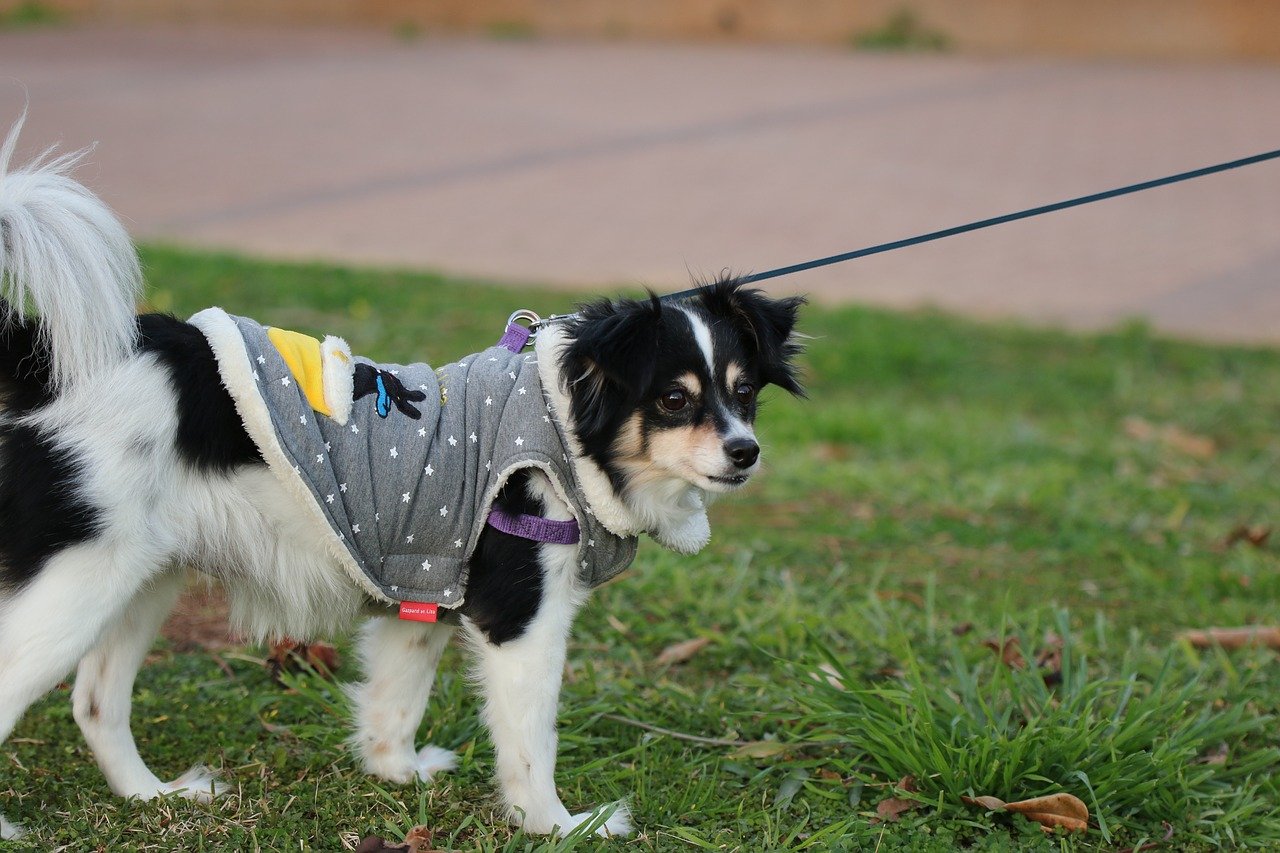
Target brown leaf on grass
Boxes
[951,621,974,636]
[1122,417,1216,459]
[982,637,1027,669]
[1196,742,1229,766]
[1178,626,1280,650]
[963,792,1089,833]
[728,740,789,759]
[355,825,443,853]
[872,776,920,824]
[654,636,712,666]
[1225,525,1271,549]
[267,639,341,681]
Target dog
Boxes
[0,116,803,842]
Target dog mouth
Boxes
[706,473,750,489]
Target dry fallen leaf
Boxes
[872,776,920,824]
[1122,416,1216,459]
[355,824,443,853]
[981,637,1027,669]
[1196,742,1229,766]
[654,636,712,666]
[964,792,1089,833]
[1178,626,1280,650]
[1225,525,1271,549]
[267,639,341,681]
[728,740,789,760]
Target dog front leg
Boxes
[349,616,457,783]
[466,571,631,838]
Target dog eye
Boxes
[735,383,756,405]
[659,389,688,412]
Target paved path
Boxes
[2,26,1279,342]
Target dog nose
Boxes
[724,437,759,469]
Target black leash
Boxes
[528,146,1280,329]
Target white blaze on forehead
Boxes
[678,306,716,374]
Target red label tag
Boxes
[398,601,438,623]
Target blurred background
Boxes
[1,0,1278,341]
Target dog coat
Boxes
[191,308,638,613]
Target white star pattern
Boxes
[256,355,265,364]
[454,539,464,548]
[488,357,498,362]
[424,464,434,476]
[509,371,516,380]
[390,585,398,591]
[418,384,428,391]
[421,559,431,571]
[293,465,300,473]
[325,442,331,451]
[515,436,524,447]
[469,432,477,443]
[325,494,335,504]
[588,538,596,547]
[389,447,398,458]
[281,376,290,386]
[352,524,360,534]
[518,387,527,395]
[418,427,427,437]
[340,483,348,492]
[448,435,458,446]
[390,369,400,375]
[439,505,448,517]
[543,415,551,423]
[351,424,359,434]
[402,493,411,503]
[315,454,324,464]
[406,534,415,544]
[299,414,307,425]
[485,396,493,406]
[442,589,453,598]
[485,460,491,471]
[581,559,589,569]
[375,512,380,521]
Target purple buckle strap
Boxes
[497,322,531,353]
[487,506,580,545]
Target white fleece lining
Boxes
[320,335,354,425]
[190,307,391,604]
[535,326,646,538]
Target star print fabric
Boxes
[222,314,637,609]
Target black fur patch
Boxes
[460,468,545,645]
[0,301,55,412]
[137,313,263,473]
[0,421,102,590]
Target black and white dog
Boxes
[0,117,802,842]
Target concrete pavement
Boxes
[2,26,1279,342]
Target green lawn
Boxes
[4,245,1279,851]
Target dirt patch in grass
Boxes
[160,582,241,651]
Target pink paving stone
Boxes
[1,25,1278,343]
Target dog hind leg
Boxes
[349,616,458,784]
[0,541,167,838]
[72,570,220,801]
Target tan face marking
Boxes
[674,371,701,397]
[725,362,744,392]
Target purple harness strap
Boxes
[487,506,581,545]
[489,320,580,544]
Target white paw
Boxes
[563,801,633,838]
[0,814,25,840]
[414,745,458,781]
[161,765,226,802]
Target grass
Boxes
[4,244,1280,850]
[852,9,949,53]
[0,1,62,29]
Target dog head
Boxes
[536,277,804,553]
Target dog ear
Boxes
[559,293,664,437]
[701,277,806,397]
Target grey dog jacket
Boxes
[190,308,638,610]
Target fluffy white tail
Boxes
[0,111,140,391]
